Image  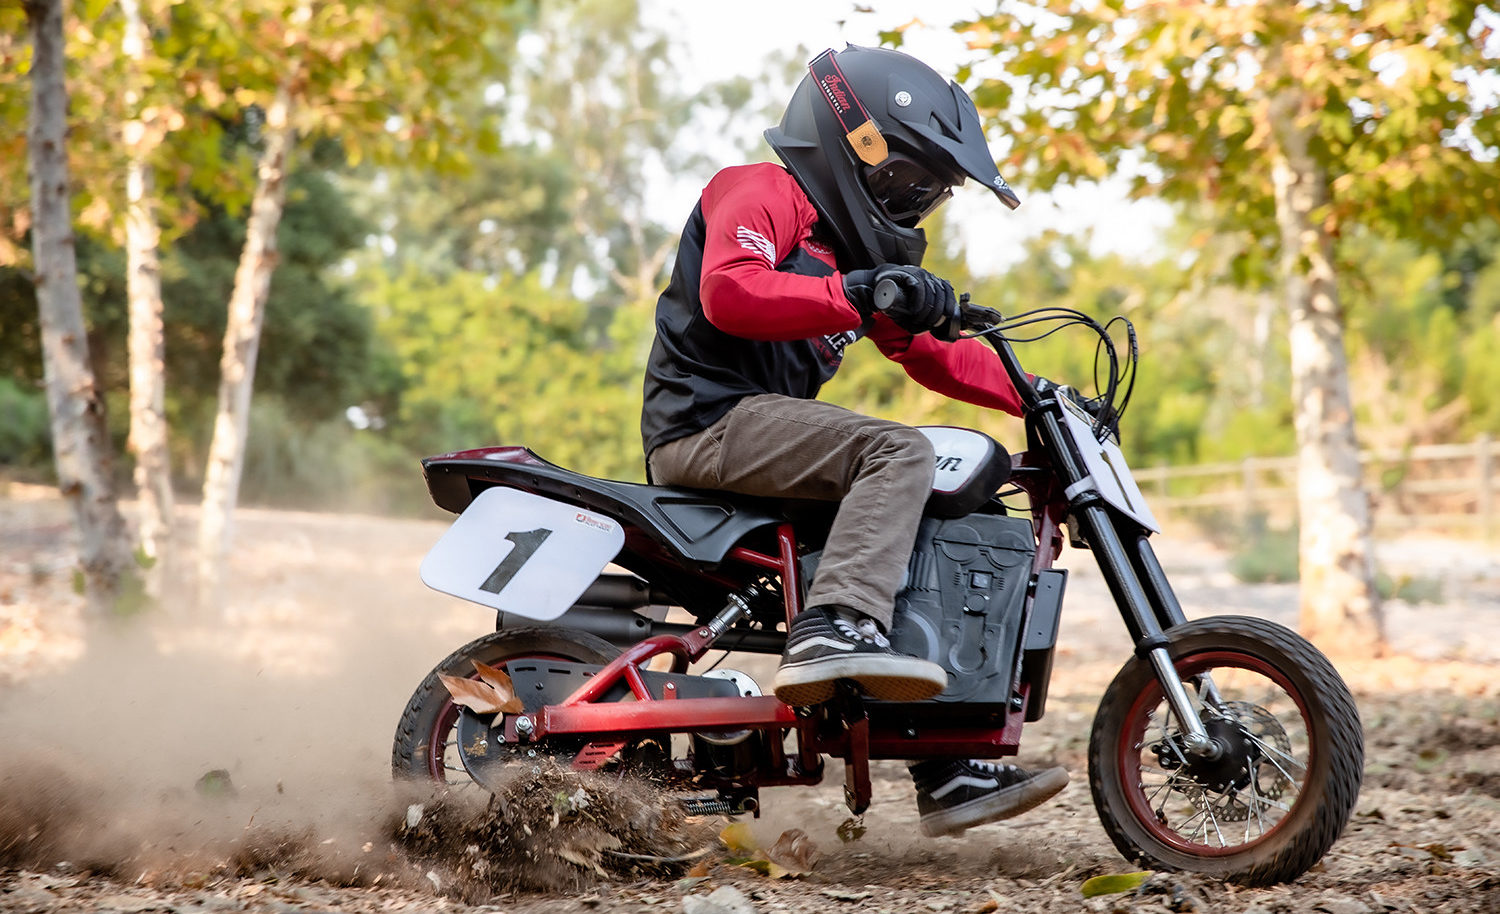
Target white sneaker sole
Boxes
[772,654,948,706]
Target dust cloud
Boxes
[0,506,477,888]
[0,506,719,898]
[0,618,426,887]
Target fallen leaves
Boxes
[438,661,523,715]
[716,823,821,879]
[766,828,821,875]
[193,768,236,798]
[1079,871,1152,897]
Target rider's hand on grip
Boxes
[844,265,960,340]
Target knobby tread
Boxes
[1087,615,1364,886]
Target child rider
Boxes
[640,45,1068,838]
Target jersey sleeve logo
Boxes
[736,226,777,265]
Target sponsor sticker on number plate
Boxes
[420,487,625,620]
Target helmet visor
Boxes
[865,154,954,228]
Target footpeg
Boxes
[679,793,758,816]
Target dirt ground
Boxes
[1,487,1498,913]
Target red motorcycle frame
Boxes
[463,447,1066,815]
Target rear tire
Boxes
[1088,616,1363,885]
[391,627,619,784]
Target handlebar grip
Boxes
[873,277,903,312]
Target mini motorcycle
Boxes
[393,283,1363,885]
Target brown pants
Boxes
[647,394,934,629]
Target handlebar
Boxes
[873,278,1043,413]
[872,277,904,312]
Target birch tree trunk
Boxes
[121,0,174,581]
[195,84,296,610]
[1268,93,1385,657]
[25,0,133,615]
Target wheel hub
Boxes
[1153,716,1260,793]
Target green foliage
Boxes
[1377,571,1444,605]
[350,0,743,309]
[1228,517,1300,585]
[0,158,386,487]
[237,396,433,515]
[826,222,1296,469]
[0,266,41,382]
[0,377,50,466]
[957,2,1500,258]
[361,265,652,482]
[1080,872,1153,898]
[1332,224,1500,446]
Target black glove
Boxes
[843,264,959,338]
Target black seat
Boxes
[422,447,785,569]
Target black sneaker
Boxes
[909,759,1069,837]
[771,606,948,707]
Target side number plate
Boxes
[420,488,625,620]
[1059,398,1161,533]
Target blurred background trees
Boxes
[2,1,1497,640]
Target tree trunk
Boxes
[195,84,295,610]
[121,0,174,581]
[1268,93,1385,657]
[25,0,134,615]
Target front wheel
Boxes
[1088,616,1363,885]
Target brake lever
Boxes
[959,298,1005,333]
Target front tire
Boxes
[1088,616,1363,885]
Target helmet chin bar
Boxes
[827,142,930,268]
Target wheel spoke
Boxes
[1204,803,1228,848]
[1129,661,1314,850]
[1145,777,1182,804]
[1101,622,1363,881]
[1244,792,1293,814]
[1246,767,1268,838]
[1245,733,1307,780]
[1139,764,1184,782]
[1174,803,1209,834]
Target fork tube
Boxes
[1033,410,1217,754]
[1032,412,1163,646]
[989,329,1215,753]
[1131,535,1227,709]
[1130,534,1190,629]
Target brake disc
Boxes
[1193,701,1293,822]
[1150,700,1293,823]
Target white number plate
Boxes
[1059,398,1161,533]
[420,487,626,620]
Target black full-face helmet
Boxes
[765,45,1020,270]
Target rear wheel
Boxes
[1088,616,1363,885]
[392,627,619,786]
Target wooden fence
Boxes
[1132,436,1497,538]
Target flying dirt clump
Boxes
[396,763,718,902]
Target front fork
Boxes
[1032,408,1225,759]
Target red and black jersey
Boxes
[641,163,1023,458]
